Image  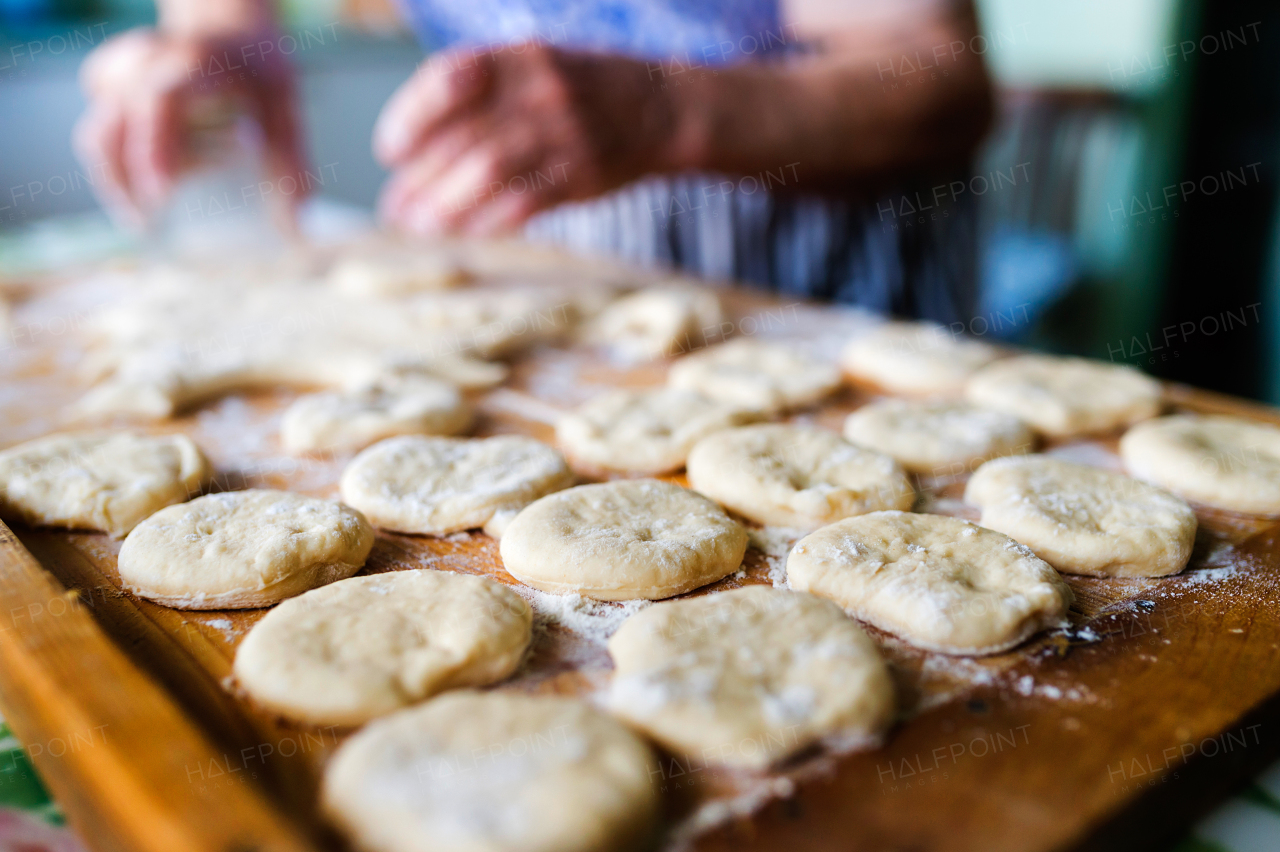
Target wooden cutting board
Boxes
[1,273,1278,852]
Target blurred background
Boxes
[1,0,1278,403]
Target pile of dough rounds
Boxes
[608,586,894,769]
[843,399,1034,475]
[686,424,913,528]
[841,321,998,396]
[787,511,1072,655]
[555,387,756,476]
[1120,414,1280,514]
[233,571,531,726]
[322,691,658,852]
[966,354,1161,438]
[500,480,748,600]
[0,432,211,538]
[281,376,472,454]
[580,286,724,361]
[668,338,842,413]
[36,254,1280,850]
[965,456,1196,577]
[118,489,374,609]
[340,435,574,537]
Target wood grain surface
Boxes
[1,274,1278,852]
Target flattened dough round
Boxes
[686,424,914,528]
[555,387,756,476]
[500,480,748,601]
[281,377,472,454]
[0,432,211,538]
[1120,414,1280,514]
[118,489,374,609]
[965,456,1195,577]
[328,245,470,297]
[787,511,1072,655]
[233,571,531,726]
[340,435,574,537]
[965,355,1161,438]
[668,339,842,413]
[840,321,998,396]
[843,399,1034,475]
[322,691,658,852]
[582,286,724,361]
[607,586,894,769]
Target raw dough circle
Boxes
[555,387,755,476]
[840,321,998,396]
[965,456,1196,577]
[118,489,374,609]
[281,377,471,454]
[843,399,1034,475]
[686,424,914,528]
[340,435,574,537]
[233,571,531,726]
[667,339,842,413]
[607,586,894,769]
[1120,414,1280,514]
[965,355,1162,438]
[0,432,211,538]
[322,691,658,852]
[786,511,1072,655]
[328,246,470,297]
[581,286,724,361]
[500,479,748,601]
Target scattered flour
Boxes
[1011,673,1087,703]
[513,587,651,644]
[1177,565,1243,586]
[669,778,799,851]
[1044,441,1124,470]
[478,388,566,425]
[746,526,806,588]
[1202,541,1236,568]
[1070,625,1102,643]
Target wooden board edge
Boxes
[1067,689,1280,852]
[0,520,319,852]
[1164,382,1280,424]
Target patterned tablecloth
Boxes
[0,212,1277,852]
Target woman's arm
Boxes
[664,0,994,191]
[376,0,994,234]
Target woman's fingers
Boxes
[251,75,311,206]
[388,140,556,236]
[73,104,144,228]
[373,48,492,166]
[458,187,541,236]
[406,148,503,233]
[123,89,181,209]
[377,119,486,224]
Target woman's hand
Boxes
[374,43,685,236]
[74,24,306,228]
[374,1,992,236]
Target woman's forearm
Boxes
[660,12,994,191]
